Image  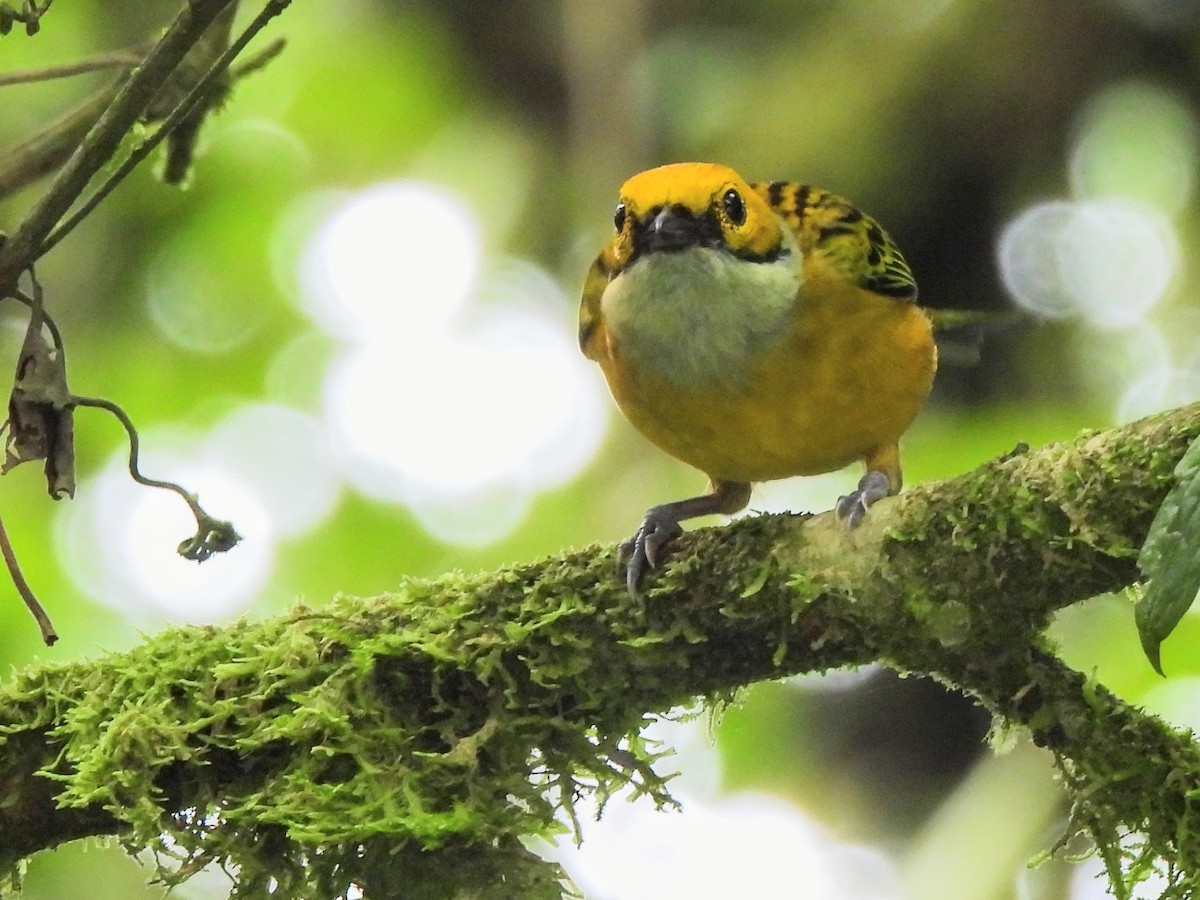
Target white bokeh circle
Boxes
[997,199,1177,328]
[55,439,274,625]
[299,181,482,342]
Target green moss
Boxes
[1,405,1198,896]
[0,555,689,897]
[922,599,971,647]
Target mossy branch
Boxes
[0,403,1198,897]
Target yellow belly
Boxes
[598,276,936,483]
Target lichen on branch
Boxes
[0,403,1197,898]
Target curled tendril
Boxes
[178,515,242,563]
[72,395,242,563]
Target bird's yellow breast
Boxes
[593,262,935,484]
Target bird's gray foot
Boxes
[618,480,752,595]
[836,469,892,527]
[618,506,685,595]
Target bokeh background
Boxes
[2,1,1200,897]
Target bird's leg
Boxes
[619,479,751,595]
[836,443,902,527]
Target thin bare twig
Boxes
[0,50,141,86]
[0,0,239,295]
[9,288,63,350]
[39,0,293,256]
[0,510,56,645]
[231,35,286,79]
[0,83,119,199]
[0,33,285,200]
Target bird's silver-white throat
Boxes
[601,237,801,386]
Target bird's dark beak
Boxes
[640,205,708,253]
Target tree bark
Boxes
[1,402,1197,898]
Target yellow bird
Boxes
[579,162,937,593]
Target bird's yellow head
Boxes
[607,162,786,271]
[580,162,801,380]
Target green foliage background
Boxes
[1,1,1199,897]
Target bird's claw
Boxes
[836,470,891,528]
[835,491,870,527]
[618,509,684,595]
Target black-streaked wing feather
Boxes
[754,181,918,302]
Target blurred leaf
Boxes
[1135,436,1200,676]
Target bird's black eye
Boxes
[613,202,627,232]
[722,188,746,226]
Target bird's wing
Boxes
[578,246,618,357]
[754,181,918,302]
